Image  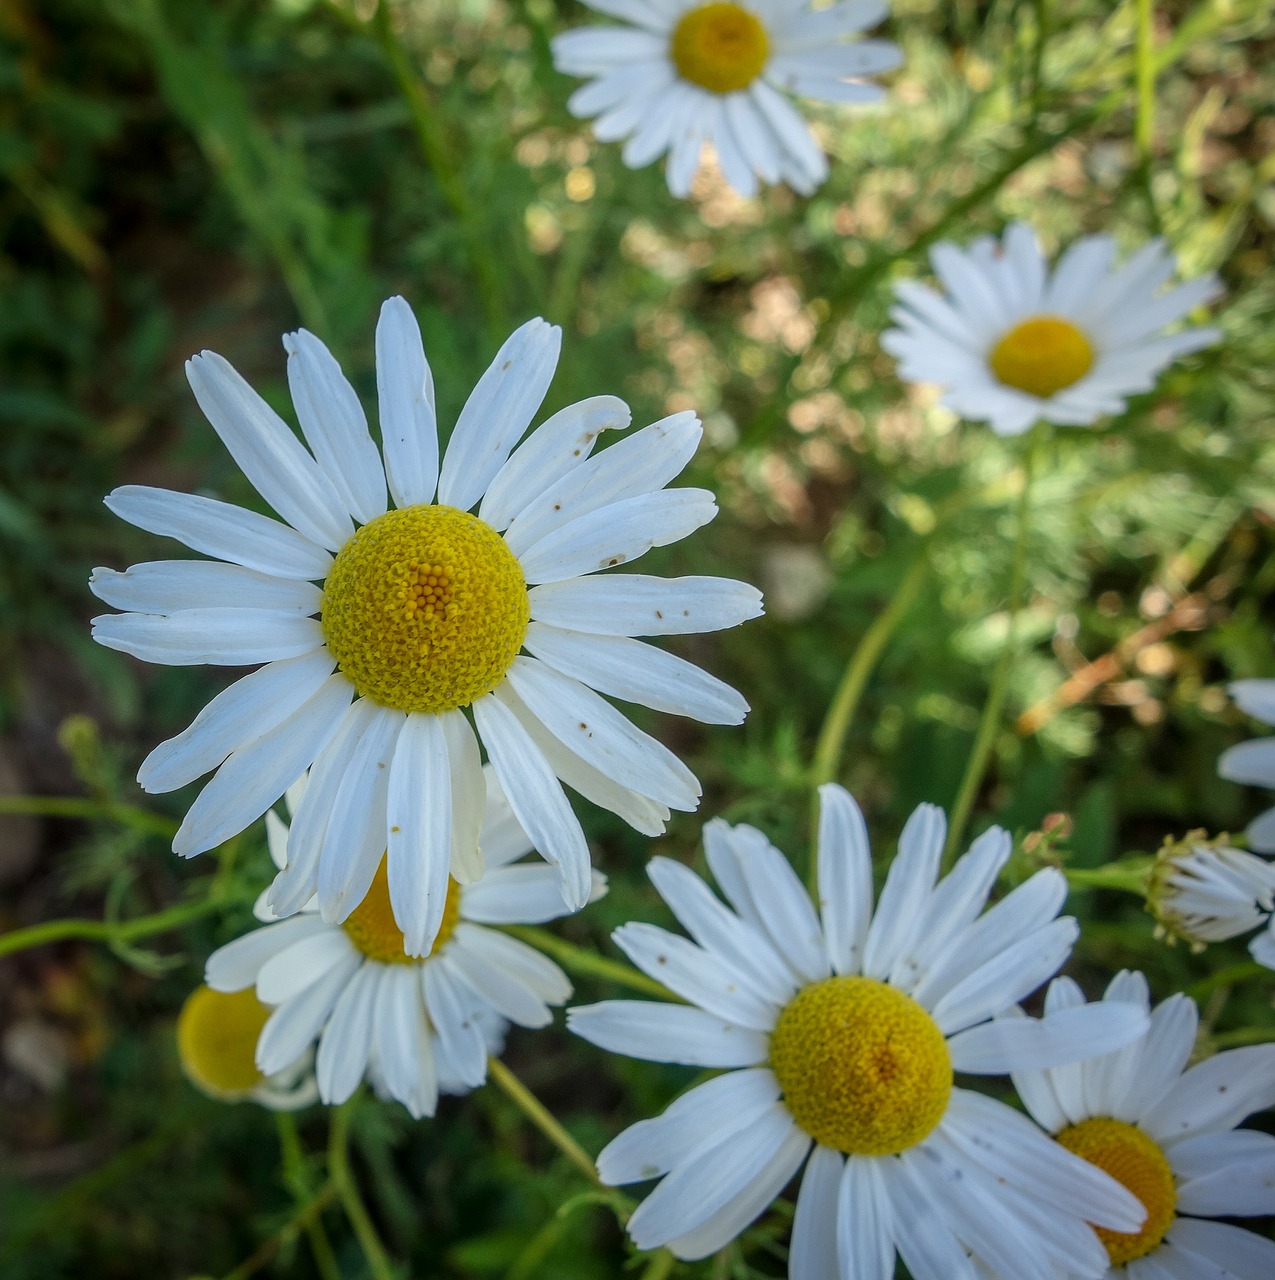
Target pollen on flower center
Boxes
[768,975,952,1155]
[1056,1117,1176,1265]
[177,984,270,1098]
[343,857,463,963]
[322,504,529,714]
[989,315,1095,398]
[670,2,769,95]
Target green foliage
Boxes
[2,0,1273,1275]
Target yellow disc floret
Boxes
[769,975,952,1155]
[1056,1117,1176,1265]
[322,505,529,714]
[989,315,1095,398]
[671,3,769,95]
[176,984,270,1099]
[343,857,463,963]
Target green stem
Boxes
[1064,858,1154,896]
[640,1250,676,1280]
[942,425,1046,865]
[487,1055,601,1187]
[1135,0,1156,158]
[0,894,235,960]
[1206,1025,1275,1050]
[221,1183,340,1280]
[502,925,676,1000]
[276,1112,340,1280]
[807,548,931,891]
[328,1103,395,1280]
[1186,961,1270,1005]
[372,1,506,339]
[0,794,178,839]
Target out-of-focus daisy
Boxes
[205,770,603,1118]
[881,223,1220,436]
[552,0,902,199]
[1009,972,1275,1278]
[176,983,316,1110]
[91,297,760,953]
[1147,830,1275,951]
[1218,677,1275,852]
[569,784,1149,1274]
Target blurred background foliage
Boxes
[1,0,1274,1275]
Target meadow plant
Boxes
[2,1,1273,1277]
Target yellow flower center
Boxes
[768,975,952,1155]
[1056,1117,1177,1265]
[670,3,769,95]
[176,984,270,1099]
[342,857,463,963]
[988,315,1095,398]
[322,505,529,714]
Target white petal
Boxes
[172,674,353,857]
[373,964,436,1116]
[1219,738,1275,787]
[948,1001,1148,1074]
[472,692,592,910]
[421,959,488,1089]
[453,923,571,1004]
[517,488,717,584]
[462,863,606,925]
[375,296,439,508]
[89,561,322,616]
[440,708,486,884]
[816,783,874,976]
[256,949,361,1074]
[256,929,354,1004]
[446,933,556,1028]
[529,573,763,636]
[1142,1044,1275,1146]
[836,1156,895,1280]
[104,485,333,579]
[505,656,700,810]
[185,352,351,551]
[479,395,630,531]
[790,1144,842,1280]
[1112,992,1199,1122]
[438,318,562,513]
[880,1153,980,1280]
[1165,1218,1275,1280]
[567,1001,768,1067]
[1173,1129,1275,1218]
[283,328,387,524]
[205,914,330,991]
[139,650,335,794]
[1229,679,1275,726]
[92,609,324,667]
[862,803,946,981]
[316,961,379,1103]
[524,623,748,724]
[386,712,452,955]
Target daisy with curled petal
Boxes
[1218,677,1275,853]
[1007,971,1275,1279]
[176,983,316,1111]
[90,296,761,954]
[880,222,1221,436]
[551,0,902,199]
[568,783,1150,1277]
[204,769,604,1118]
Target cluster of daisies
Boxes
[81,2,1273,1277]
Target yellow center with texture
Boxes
[176,984,270,1098]
[769,975,953,1155]
[322,505,529,714]
[989,315,1095,398]
[671,3,769,94]
[343,857,463,963]
[1056,1117,1176,1265]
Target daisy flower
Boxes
[90,297,760,953]
[176,983,316,1110]
[551,0,902,199]
[1147,831,1275,951]
[568,784,1149,1275]
[880,223,1221,436]
[1008,971,1275,1278]
[1218,677,1275,853]
[204,770,604,1118]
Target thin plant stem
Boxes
[942,426,1046,866]
[807,548,931,892]
[0,895,235,960]
[1207,1025,1275,1050]
[486,1055,601,1187]
[372,1,506,339]
[328,1103,395,1280]
[1135,0,1156,158]
[0,794,178,839]
[220,1183,340,1280]
[1064,858,1153,896]
[276,1112,341,1280]
[502,925,675,1000]
[640,1249,676,1280]
[1186,961,1270,1005]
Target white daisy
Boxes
[204,770,604,1118]
[175,982,316,1111]
[880,223,1221,436]
[568,784,1150,1275]
[1219,677,1275,853]
[90,297,760,953]
[551,0,902,199]
[1147,831,1275,951]
[1008,971,1275,1278]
